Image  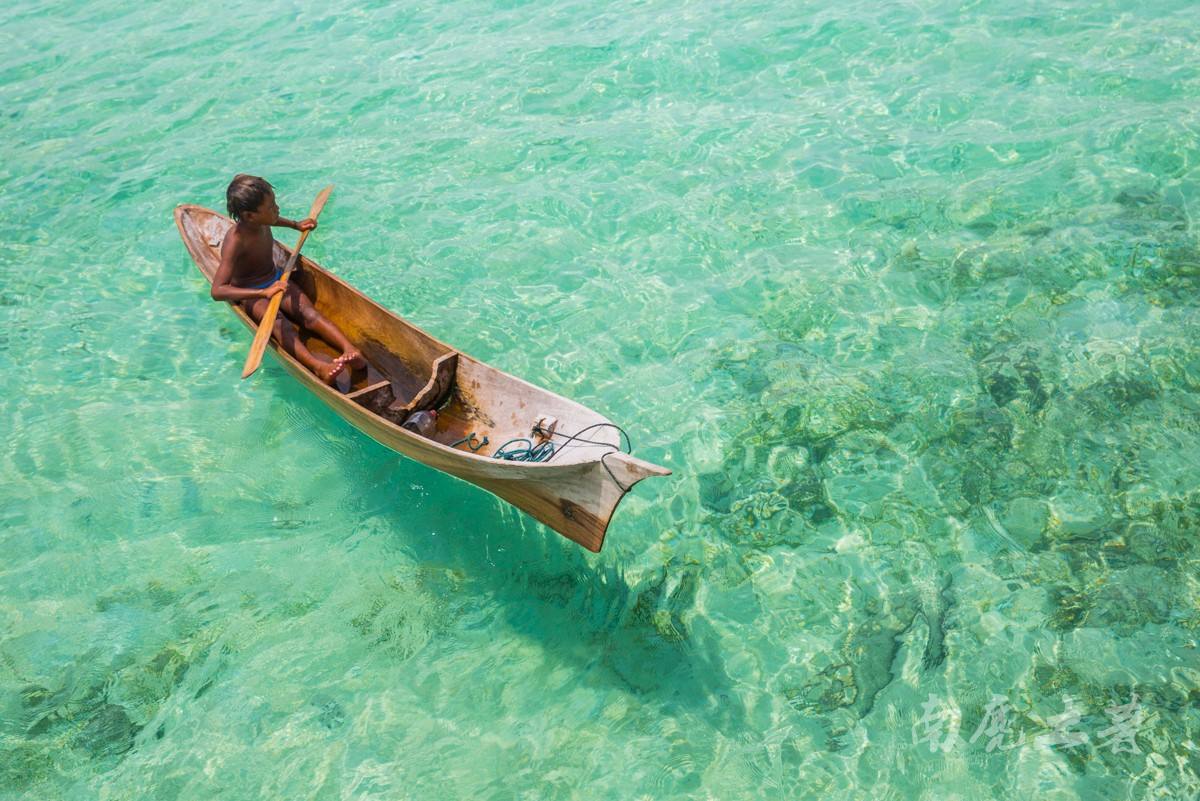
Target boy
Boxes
[211,174,364,385]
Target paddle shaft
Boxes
[241,185,334,379]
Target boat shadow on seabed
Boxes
[351,448,747,737]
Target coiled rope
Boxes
[452,423,636,489]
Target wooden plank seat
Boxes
[344,378,392,401]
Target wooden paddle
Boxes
[241,185,334,379]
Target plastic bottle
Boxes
[402,409,438,437]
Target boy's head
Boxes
[226,174,278,223]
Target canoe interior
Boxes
[175,206,622,466]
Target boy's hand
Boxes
[261,280,287,300]
[295,217,317,232]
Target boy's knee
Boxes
[242,298,264,319]
[299,306,321,327]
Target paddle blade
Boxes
[241,290,285,378]
[307,184,334,219]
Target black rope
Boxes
[550,422,634,491]
[544,422,631,461]
[600,451,632,492]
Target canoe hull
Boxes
[174,204,670,552]
[265,336,666,551]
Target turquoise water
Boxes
[3,0,1200,797]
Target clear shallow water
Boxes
[2,0,1199,797]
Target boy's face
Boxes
[243,192,280,225]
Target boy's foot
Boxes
[319,351,364,385]
[340,348,367,371]
[313,356,348,386]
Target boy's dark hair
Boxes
[226,174,273,221]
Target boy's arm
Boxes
[274,216,317,232]
[210,236,283,303]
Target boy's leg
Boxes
[242,297,345,385]
[279,284,366,372]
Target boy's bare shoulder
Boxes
[221,225,245,255]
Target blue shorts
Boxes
[243,268,283,290]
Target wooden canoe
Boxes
[174,204,670,552]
